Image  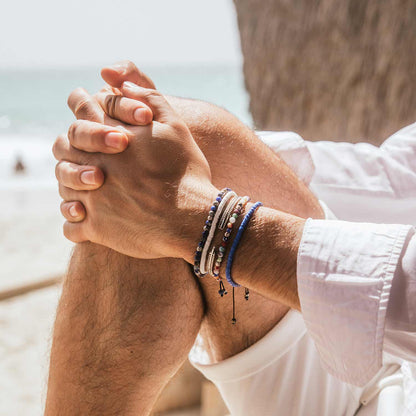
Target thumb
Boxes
[101,61,156,89]
[120,82,173,123]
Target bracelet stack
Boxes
[193,188,262,324]
[193,188,230,278]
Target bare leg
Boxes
[45,246,203,415]
[45,99,322,414]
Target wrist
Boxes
[171,183,220,263]
[227,207,305,310]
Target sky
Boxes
[0,0,242,69]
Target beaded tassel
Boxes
[232,287,236,324]
[218,280,227,297]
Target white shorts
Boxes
[189,310,405,415]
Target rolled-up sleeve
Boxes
[297,219,414,386]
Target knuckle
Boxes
[63,222,75,241]
[99,85,112,94]
[67,87,86,109]
[60,200,67,213]
[74,98,92,119]
[58,183,66,199]
[52,135,65,159]
[67,120,81,143]
[55,162,62,181]
[169,119,188,135]
[145,89,162,100]
[60,202,72,220]
[62,223,70,239]
[68,164,86,189]
[56,162,72,186]
[104,94,119,118]
[63,222,86,243]
[126,60,138,74]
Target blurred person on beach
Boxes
[14,156,25,174]
[45,61,416,416]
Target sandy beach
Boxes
[0,286,59,415]
[0,168,71,414]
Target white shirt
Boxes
[262,125,416,407]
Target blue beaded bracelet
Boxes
[225,201,263,287]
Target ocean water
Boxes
[0,64,251,188]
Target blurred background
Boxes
[1,0,416,414]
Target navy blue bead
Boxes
[205,220,212,226]
[223,236,229,242]
[226,228,232,233]
[210,206,217,212]
[216,196,221,202]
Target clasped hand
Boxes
[53,63,217,260]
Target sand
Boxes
[0,286,59,415]
[0,186,73,292]
[0,180,70,414]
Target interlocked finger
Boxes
[95,91,153,126]
[67,87,105,122]
[55,161,104,191]
[68,119,129,153]
[60,200,86,222]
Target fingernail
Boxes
[105,132,126,149]
[69,205,78,217]
[134,108,150,124]
[80,170,96,185]
[123,81,137,90]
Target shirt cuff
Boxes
[297,219,412,386]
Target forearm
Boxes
[182,203,304,310]
[167,95,324,220]
[167,95,317,309]
[231,206,304,309]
